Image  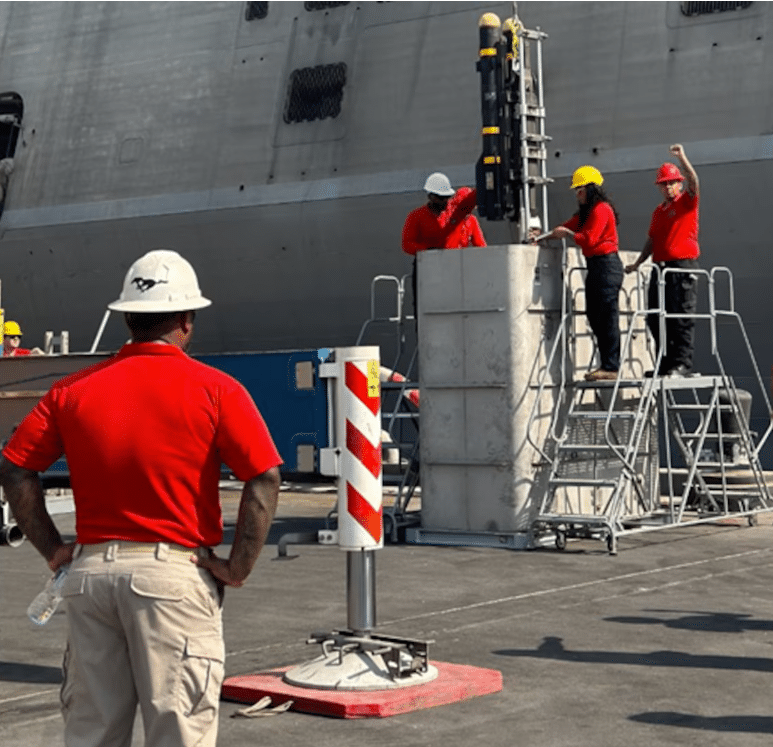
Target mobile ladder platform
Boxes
[528,263,773,554]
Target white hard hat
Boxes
[108,249,212,313]
[423,172,456,197]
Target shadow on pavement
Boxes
[0,661,62,684]
[629,711,773,733]
[604,610,773,634]
[493,635,773,672]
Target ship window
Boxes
[680,1,752,16]
[284,63,347,124]
[245,1,268,20]
[0,92,23,160]
[304,2,349,11]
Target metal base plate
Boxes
[283,649,439,691]
[404,527,535,549]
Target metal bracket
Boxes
[306,629,434,680]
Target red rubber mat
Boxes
[222,661,503,719]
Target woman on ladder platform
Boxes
[534,166,623,382]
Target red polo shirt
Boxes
[648,191,700,262]
[401,187,479,255]
[3,343,282,547]
[563,201,618,259]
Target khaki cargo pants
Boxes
[60,541,224,747]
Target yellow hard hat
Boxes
[3,320,22,336]
[571,166,604,189]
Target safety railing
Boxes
[531,260,773,552]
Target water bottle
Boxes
[27,564,69,625]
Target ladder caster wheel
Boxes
[606,533,617,555]
[555,530,567,551]
[748,514,758,527]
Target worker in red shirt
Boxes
[402,172,484,321]
[402,172,483,254]
[626,144,700,377]
[537,166,623,382]
[2,320,42,356]
[0,250,282,747]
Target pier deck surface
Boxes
[3,485,773,746]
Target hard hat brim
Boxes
[108,297,212,313]
[426,188,456,197]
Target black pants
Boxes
[647,259,698,371]
[585,253,623,372]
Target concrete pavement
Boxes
[3,485,773,746]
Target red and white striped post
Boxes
[320,346,383,634]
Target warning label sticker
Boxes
[367,360,380,398]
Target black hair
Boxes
[574,184,619,228]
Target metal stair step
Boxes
[549,478,619,488]
[707,487,769,496]
[523,133,551,142]
[535,513,611,524]
[526,175,553,185]
[576,380,649,389]
[667,403,734,411]
[568,411,636,420]
[558,443,620,453]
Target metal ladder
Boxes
[530,264,773,554]
[512,23,551,241]
[533,377,659,554]
[355,275,421,541]
[475,15,552,240]
[656,375,772,524]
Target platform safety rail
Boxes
[528,261,773,554]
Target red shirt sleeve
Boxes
[439,188,480,248]
[469,216,486,247]
[3,389,64,472]
[448,188,478,224]
[215,380,283,481]
[563,214,581,232]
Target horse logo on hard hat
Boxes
[131,277,169,293]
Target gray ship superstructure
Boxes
[0,1,768,365]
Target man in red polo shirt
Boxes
[402,172,483,255]
[626,144,700,377]
[0,249,282,747]
[402,172,484,321]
